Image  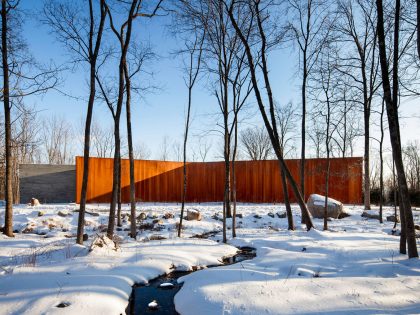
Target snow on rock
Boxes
[187,209,202,221]
[307,194,344,219]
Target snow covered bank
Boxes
[0,203,419,314]
[0,204,237,315]
[175,206,420,315]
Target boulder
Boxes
[386,215,400,223]
[361,211,380,220]
[31,198,40,206]
[137,212,147,221]
[307,194,343,219]
[187,209,202,221]
[276,212,287,218]
[58,210,69,217]
[163,212,174,219]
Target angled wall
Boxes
[19,164,76,204]
[76,157,363,204]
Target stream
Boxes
[126,246,256,315]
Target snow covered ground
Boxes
[0,202,419,314]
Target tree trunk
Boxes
[124,64,136,239]
[231,117,239,238]
[301,59,307,203]
[379,100,384,224]
[107,122,121,239]
[76,0,106,245]
[280,167,294,230]
[364,108,371,210]
[178,81,193,238]
[117,155,122,227]
[2,0,14,237]
[376,0,418,258]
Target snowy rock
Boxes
[149,235,166,241]
[148,300,158,310]
[307,194,343,219]
[163,212,174,219]
[253,214,262,219]
[267,212,275,218]
[187,209,202,221]
[137,212,147,221]
[31,198,40,206]
[148,213,158,219]
[37,211,44,217]
[235,213,243,219]
[386,215,400,223]
[153,219,164,225]
[58,210,70,217]
[361,211,380,220]
[276,212,287,218]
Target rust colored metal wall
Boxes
[75,156,363,204]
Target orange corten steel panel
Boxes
[75,156,363,204]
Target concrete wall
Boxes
[19,164,76,204]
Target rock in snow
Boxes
[30,198,40,206]
[187,209,202,221]
[307,194,344,219]
[361,211,380,220]
[148,300,158,310]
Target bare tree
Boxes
[276,104,298,230]
[336,0,380,210]
[2,0,58,237]
[403,141,420,191]
[133,141,151,160]
[197,137,212,162]
[240,126,272,160]
[376,0,418,258]
[177,28,205,237]
[158,135,171,161]
[44,0,107,244]
[288,0,331,200]
[41,116,74,164]
[225,0,314,230]
[90,120,115,158]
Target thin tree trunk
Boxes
[124,64,136,239]
[231,118,238,238]
[227,2,314,230]
[280,167,294,230]
[2,0,13,237]
[117,155,122,227]
[107,122,121,239]
[376,0,418,258]
[76,0,106,245]
[379,100,384,223]
[301,60,307,204]
[178,80,193,238]
[392,160,398,230]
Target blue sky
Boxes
[18,1,419,161]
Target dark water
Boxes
[126,246,256,315]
